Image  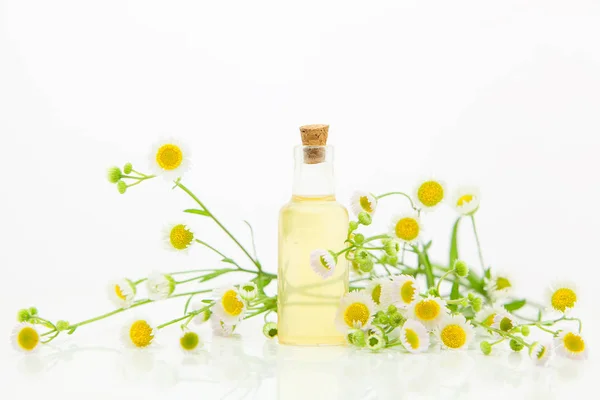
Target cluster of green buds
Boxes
[106,163,155,194]
[346,305,405,352]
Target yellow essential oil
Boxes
[277,125,349,345]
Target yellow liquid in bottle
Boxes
[278,195,349,345]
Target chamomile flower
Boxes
[389,214,422,244]
[555,331,587,360]
[210,314,236,337]
[350,191,377,216]
[382,274,420,310]
[413,179,446,211]
[435,314,474,351]
[107,278,136,308]
[121,318,156,349]
[212,286,246,325]
[11,323,40,353]
[163,223,195,253]
[400,319,430,354]
[146,272,176,301]
[335,291,376,333]
[149,139,191,181]
[238,282,258,302]
[475,306,506,334]
[365,278,391,309]
[190,301,212,325]
[179,329,203,353]
[492,311,518,333]
[309,249,337,279]
[530,342,554,366]
[452,186,481,216]
[366,332,385,351]
[485,272,514,299]
[546,281,578,314]
[407,296,448,330]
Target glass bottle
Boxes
[277,125,349,345]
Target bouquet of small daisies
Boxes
[11,139,587,366]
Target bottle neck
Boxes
[292,145,336,198]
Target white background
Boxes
[1,1,599,398]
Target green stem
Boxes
[376,192,417,210]
[157,305,211,330]
[435,269,456,294]
[176,182,262,271]
[471,215,486,270]
[413,246,435,289]
[472,321,531,348]
[133,278,147,285]
[335,245,356,257]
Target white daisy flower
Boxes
[179,329,203,354]
[406,296,448,330]
[451,186,481,216]
[389,214,422,244]
[146,272,176,301]
[350,191,377,216]
[365,277,391,309]
[555,331,587,360]
[107,278,136,308]
[238,282,258,302]
[530,341,554,366]
[382,274,420,310]
[210,314,236,337]
[413,178,447,211]
[492,311,518,333]
[400,319,430,354]
[212,286,247,325]
[190,301,211,325]
[121,317,157,349]
[475,306,506,335]
[149,138,191,181]
[334,291,377,333]
[163,222,195,253]
[435,314,474,351]
[484,272,514,299]
[546,281,578,314]
[11,323,41,353]
[366,332,385,351]
[309,249,337,279]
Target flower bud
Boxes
[467,293,475,301]
[17,309,30,323]
[509,339,524,352]
[386,256,398,266]
[56,320,70,331]
[348,221,359,232]
[389,312,405,327]
[107,166,122,183]
[117,180,127,194]
[471,297,483,312]
[354,249,369,263]
[521,326,530,337]
[262,322,278,339]
[348,329,366,347]
[353,233,365,245]
[367,333,385,351]
[387,305,398,314]
[358,212,372,226]
[453,260,469,277]
[359,259,374,273]
[123,163,133,174]
[28,307,39,316]
[480,341,492,355]
[384,240,400,256]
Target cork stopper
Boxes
[299,124,329,164]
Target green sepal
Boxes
[184,208,210,217]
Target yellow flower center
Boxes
[17,327,39,351]
[457,194,474,206]
[129,320,154,348]
[169,224,194,250]
[499,317,513,332]
[417,181,444,207]
[156,144,183,171]
[536,346,547,359]
[320,255,332,270]
[440,325,467,349]
[414,300,441,321]
[551,288,577,312]
[222,290,244,316]
[400,281,416,304]
[563,333,585,353]
[404,328,420,350]
[395,218,419,241]
[495,277,511,291]
[483,313,496,326]
[115,284,127,300]
[180,331,200,351]
[371,284,382,305]
[344,302,370,327]
[359,196,374,213]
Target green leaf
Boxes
[252,274,273,290]
[449,217,461,266]
[67,327,77,335]
[184,208,210,217]
[198,269,233,282]
[503,299,526,312]
[221,258,237,265]
[450,281,460,301]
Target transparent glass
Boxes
[277,146,349,345]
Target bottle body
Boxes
[277,145,349,345]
